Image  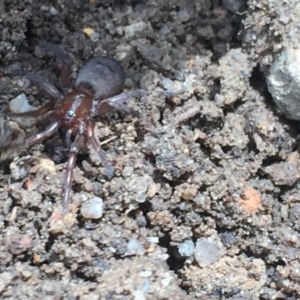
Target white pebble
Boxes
[178,239,195,257]
[268,47,300,120]
[126,239,145,256]
[194,235,226,267]
[81,196,104,219]
[90,31,100,42]
[49,6,58,15]
[123,21,148,38]
[9,93,34,114]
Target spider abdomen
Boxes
[75,56,125,100]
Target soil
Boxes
[1,0,300,299]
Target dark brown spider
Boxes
[3,43,146,213]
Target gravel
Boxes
[1,0,300,298]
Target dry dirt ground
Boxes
[1,0,300,299]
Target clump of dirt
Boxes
[1,0,300,298]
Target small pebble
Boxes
[133,290,145,300]
[178,239,195,257]
[178,9,190,22]
[194,234,226,267]
[267,47,300,120]
[147,236,159,244]
[9,93,33,114]
[90,31,100,42]
[222,0,247,13]
[122,165,134,177]
[126,239,146,256]
[0,272,13,293]
[122,21,148,38]
[125,174,153,203]
[40,5,49,11]
[9,93,36,127]
[135,215,147,227]
[10,161,29,181]
[49,6,58,15]
[264,152,300,186]
[81,196,104,219]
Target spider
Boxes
[2,43,146,213]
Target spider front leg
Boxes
[13,71,62,101]
[61,134,82,213]
[24,121,60,147]
[9,99,56,118]
[37,41,72,90]
[0,121,59,162]
[96,90,154,132]
[86,120,114,179]
[97,90,147,116]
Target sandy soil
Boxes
[1,0,300,299]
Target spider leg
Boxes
[0,121,59,161]
[0,118,13,148]
[13,71,62,100]
[24,121,60,147]
[86,120,114,179]
[96,89,155,132]
[65,129,73,150]
[38,41,71,67]
[60,63,72,90]
[9,100,56,118]
[38,41,72,90]
[61,134,82,212]
[97,89,147,116]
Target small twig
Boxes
[173,102,201,125]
